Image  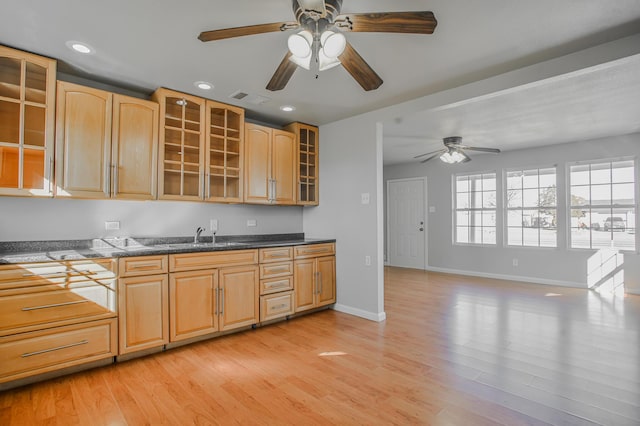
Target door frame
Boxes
[385,177,428,269]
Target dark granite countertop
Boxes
[0,234,336,264]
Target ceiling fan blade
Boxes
[420,150,446,163]
[338,42,383,91]
[460,146,501,153]
[198,22,298,42]
[336,11,437,34]
[414,149,444,159]
[266,52,298,91]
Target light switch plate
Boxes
[105,221,120,230]
[247,219,257,227]
[210,219,218,232]
[429,206,436,213]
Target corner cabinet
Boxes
[55,81,159,199]
[284,122,319,205]
[153,88,206,201]
[0,46,56,197]
[244,123,296,205]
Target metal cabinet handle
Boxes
[220,287,224,315]
[271,304,287,310]
[22,300,89,311]
[22,340,88,358]
[318,271,323,295]
[214,287,218,315]
[113,164,119,196]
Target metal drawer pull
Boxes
[271,304,287,310]
[267,267,289,273]
[268,253,289,258]
[302,248,330,254]
[22,300,89,311]
[22,340,89,358]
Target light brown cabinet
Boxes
[244,123,296,205]
[117,255,169,355]
[169,250,259,343]
[258,247,294,322]
[0,46,56,197]
[284,122,319,205]
[293,243,336,313]
[153,88,206,200]
[55,81,159,199]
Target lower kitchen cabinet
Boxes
[293,244,336,313]
[218,265,259,331]
[169,269,218,341]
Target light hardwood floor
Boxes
[1,267,639,425]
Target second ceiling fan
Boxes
[198,0,437,91]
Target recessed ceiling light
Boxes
[280,105,295,112]
[65,40,94,54]
[194,81,213,90]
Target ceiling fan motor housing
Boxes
[293,0,343,28]
[444,136,463,146]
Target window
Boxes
[569,160,636,251]
[455,173,497,244]
[506,167,557,247]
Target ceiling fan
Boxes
[198,0,437,91]
[414,136,501,164]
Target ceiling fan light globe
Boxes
[288,30,313,58]
[439,152,455,164]
[321,31,346,57]
[289,52,312,70]
[318,48,341,71]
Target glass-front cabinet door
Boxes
[153,88,205,201]
[0,46,56,196]
[285,122,319,205]
[206,101,244,202]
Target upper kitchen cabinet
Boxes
[205,100,244,203]
[244,123,296,205]
[0,46,56,197]
[55,82,158,199]
[152,88,205,201]
[284,122,319,206]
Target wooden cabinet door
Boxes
[284,122,319,205]
[316,256,336,307]
[118,274,168,354]
[293,258,316,313]
[218,265,259,331]
[271,129,296,204]
[169,270,218,342]
[244,123,271,204]
[112,94,158,200]
[55,81,112,198]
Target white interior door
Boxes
[387,178,426,269]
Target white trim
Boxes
[385,176,428,269]
[376,124,386,317]
[333,303,386,322]
[424,266,585,289]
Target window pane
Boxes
[591,164,611,184]
[483,228,496,244]
[570,185,590,206]
[591,184,611,205]
[523,170,538,188]
[570,164,590,185]
[482,211,496,227]
[612,161,634,183]
[612,183,634,204]
[571,229,591,249]
[456,176,469,192]
[456,227,469,243]
[540,228,557,247]
[508,228,523,246]
[483,175,496,191]
[471,192,483,209]
[471,227,482,244]
[456,211,469,227]
[507,172,522,190]
[523,188,538,208]
[508,210,522,227]
[483,191,496,208]
[539,169,556,187]
[457,192,469,209]
[507,189,522,208]
[522,226,539,246]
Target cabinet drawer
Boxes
[119,255,168,277]
[260,291,294,322]
[259,247,293,263]
[0,259,117,291]
[293,243,335,259]
[0,319,117,383]
[259,261,293,279]
[260,276,293,295]
[170,249,258,272]
[0,283,117,336]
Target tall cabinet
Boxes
[244,123,296,205]
[284,122,319,205]
[0,46,56,197]
[55,81,158,199]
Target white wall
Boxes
[0,197,302,241]
[384,133,640,294]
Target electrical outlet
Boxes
[513,258,518,267]
[365,255,371,266]
[104,221,120,230]
[361,193,370,205]
[247,219,257,227]
[210,219,218,232]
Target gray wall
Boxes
[384,133,640,294]
[0,197,302,241]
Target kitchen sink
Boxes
[158,242,248,249]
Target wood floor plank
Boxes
[1,267,639,425]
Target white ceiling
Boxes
[1,0,640,163]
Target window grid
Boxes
[569,160,636,251]
[506,167,557,248]
[455,173,497,245]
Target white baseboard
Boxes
[424,266,586,289]
[626,289,640,296]
[333,303,386,322]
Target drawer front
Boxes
[0,283,117,336]
[259,261,293,279]
[119,255,168,277]
[0,259,117,291]
[260,291,294,322]
[259,247,293,263]
[293,243,335,259]
[170,249,258,272]
[0,319,117,383]
[260,276,293,295]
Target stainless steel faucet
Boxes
[212,230,217,245]
[194,227,204,244]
